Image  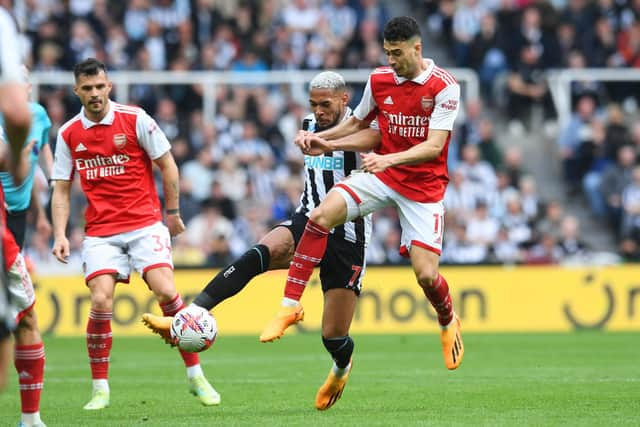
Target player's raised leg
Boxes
[315,288,357,410]
[261,192,348,342]
[146,267,220,406]
[411,247,464,370]
[83,275,115,410]
[143,243,273,342]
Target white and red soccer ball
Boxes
[170,305,217,352]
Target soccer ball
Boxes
[170,305,217,353]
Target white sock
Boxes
[92,379,109,393]
[281,297,299,307]
[21,412,41,425]
[187,364,203,379]
[332,361,351,378]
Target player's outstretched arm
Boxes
[315,116,370,142]
[329,128,381,153]
[51,179,72,263]
[153,151,185,237]
[360,129,450,174]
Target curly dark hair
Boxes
[383,16,421,42]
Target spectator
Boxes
[183,198,234,267]
[465,200,500,253]
[536,199,566,241]
[477,117,503,170]
[456,144,498,191]
[505,43,554,128]
[599,145,636,234]
[452,0,487,66]
[444,169,481,221]
[181,148,215,202]
[524,232,562,265]
[468,13,508,100]
[491,225,522,264]
[620,165,640,239]
[557,215,589,258]
[557,94,600,194]
[442,221,488,264]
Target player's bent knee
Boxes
[17,309,39,330]
[416,270,439,288]
[90,295,113,311]
[309,205,344,229]
[308,207,328,226]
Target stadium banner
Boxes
[33,265,640,336]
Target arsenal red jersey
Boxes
[0,185,20,270]
[52,101,171,237]
[353,59,460,202]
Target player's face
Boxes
[73,70,113,121]
[309,88,348,131]
[383,38,422,79]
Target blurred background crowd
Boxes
[8,0,640,272]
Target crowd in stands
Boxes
[9,0,639,270]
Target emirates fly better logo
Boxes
[75,153,130,180]
[383,110,429,138]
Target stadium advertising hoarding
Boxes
[33,266,640,336]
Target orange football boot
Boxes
[259,303,304,342]
[441,314,464,370]
[315,360,352,411]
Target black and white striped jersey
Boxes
[296,108,372,246]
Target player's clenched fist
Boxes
[294,130,312,152]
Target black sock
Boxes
[193,244,271,310]
[322,336,354,369]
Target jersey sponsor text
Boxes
[384,111,429,138]
[75,153,130,180]
[304,155,344,171]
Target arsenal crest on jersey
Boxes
[421,96,434,111]
[113,133,127,149]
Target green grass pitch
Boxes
[1,332,639,426]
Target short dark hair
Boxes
[73,58,107,80]
[383,16,421,42]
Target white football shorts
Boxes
[333,172,445,256]
[82,221,174,283]
[7,253,36,322]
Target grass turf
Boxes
[1,332,638,426]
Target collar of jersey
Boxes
[393,58,434,85]
[80,100,115,129]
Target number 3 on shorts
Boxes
[152,234,171,255]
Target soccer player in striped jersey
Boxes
[142,71,379,410]
[272,15,465,388]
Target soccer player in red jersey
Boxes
[0,3,34,397]
[0,66,50,427]
[50,58,219,410]
[262,16,465,408]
